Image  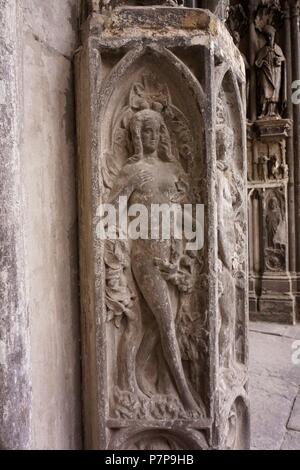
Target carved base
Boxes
[253,118,292,142]
[250,273,296,324]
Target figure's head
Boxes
[216,125,234,163]
[129,109,173,161]
[269,197,279,211]
[233,31,241,47]
[263,25,276,48]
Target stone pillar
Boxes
[284,0,296,275]
[290,0,300,319]
[232,0,297,324]
[0,0,31,449]
[76,1,249,450]
[249,0,258,123]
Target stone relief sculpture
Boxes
[76,3,249,449]
[102,74,207,420]
[216,113,245,375]
[255,25,286,119]
[265,191,286,271]
[215,91,246,381]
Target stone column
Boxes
[284,0,296,274]
[249,0,258,123]
[76,1,249,450]
[0,0,31,449]
[291,0,300,319]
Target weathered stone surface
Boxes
[287,389,300,432]
[23,0,78,58]
[0,0,81,450]
[233,0,300,324]
[249,324,300,449]
[22,29,81,449]
[0,0,31,450]
[76,3,248,450]
[250,321,300,340]
[281,430,300,450]
[250,373,298,449]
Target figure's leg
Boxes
[136,321,160,398]
[117,303,142,394]
[132,260,200,413]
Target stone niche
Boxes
[76,2,249,450]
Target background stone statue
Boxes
[266,196,282,248]
[255,25,286,119]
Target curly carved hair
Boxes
[128,109,174,163]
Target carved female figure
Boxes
[108,108,200,414]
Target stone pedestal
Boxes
[76,2,249,450]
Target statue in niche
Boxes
[103,74,206,419]
[255,25,286,119]
[216,126,243,371]
[265,194,286,271]
[266,196,283,248]
[258,154,270,182]
[270,154,281,180]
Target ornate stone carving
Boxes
[265,190,286,272]
[255,25,286,119]
[214,0,230,22]
[102,73,206,420]
[75,5,249,449]
[216,94,246,375]
[226,5,249,106]
[109,426,208,450]
[80,0,183,22]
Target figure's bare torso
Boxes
[128,159,186,207]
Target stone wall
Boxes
[0,0,82,450]
[21,0,81,449]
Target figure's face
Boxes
[270,198,278,210]
[266,32,275,47]
[141,117,160,154]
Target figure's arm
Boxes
[217,176,233,271]
[107,165,153,206]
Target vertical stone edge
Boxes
[0,0,32,449]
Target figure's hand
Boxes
[129,169,153,190]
